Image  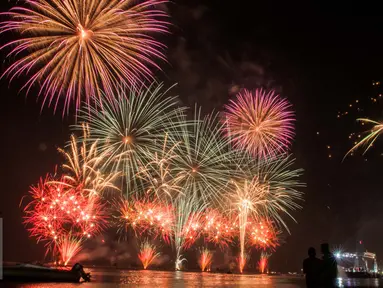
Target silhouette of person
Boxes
[303,247,322,288]
[320,243,338,287]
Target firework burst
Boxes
[23,174,107,262]
[224,89,295,159]
[345,118,383,157]
[138,239,161,269]
[74,83,186,194]
[0,0,169,113]
[224,153,302,272]
[114,196,173,243]
[169,109,233,206]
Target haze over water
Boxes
[1,269,381,287]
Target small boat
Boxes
[2,263,90,283]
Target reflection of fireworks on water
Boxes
[57,235,83,266]
[237,252,249,274]
[258,252,270,273]
[138,239,161,269]
[224,89,295,159]
[115,197,173,243]
[345,118,383,157]
[23,174,107,262]
[198,248,213,272]
[75,84,185,193]
[0,0,169,113]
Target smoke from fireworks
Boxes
[0,0,169,113]
[138,240,161,269]
[198,248,213,272]
[224,89,295,159]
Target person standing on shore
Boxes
[303,247,322,288]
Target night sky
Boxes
[1,0,383,272]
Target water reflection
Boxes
[1,269,381,287]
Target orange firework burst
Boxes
[247,220,279,250]
[23,174,107,262]
[0,0,169,113]
[115,197,173,243]
[138,239,161,269]
[198,248,213,272]
[224,89,295,158]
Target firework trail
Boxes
[258,252,270,273]
[0,0,169,113]
[344,118,383,158]
[198,248,213,272]
[74,83,186,193]
[224,89,295,159]
[138,239,161,269]
[237,252,249,274]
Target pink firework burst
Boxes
[224,89,295,158]
[0,0,169,114]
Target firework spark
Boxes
[198,248,213,272]
[74,83,186,193]
[224,89,295,158]
[345,118,383,157]
[0,0,169,113]
[138,239,161,269]
[258,252,270,273]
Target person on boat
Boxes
[320,243,338,287]
[303,247,322,287]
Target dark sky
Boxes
[1,0,383,272]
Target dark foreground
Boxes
[1,269,382,287]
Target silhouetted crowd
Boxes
[303,243,338,288]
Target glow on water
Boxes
[1,269,382,287]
